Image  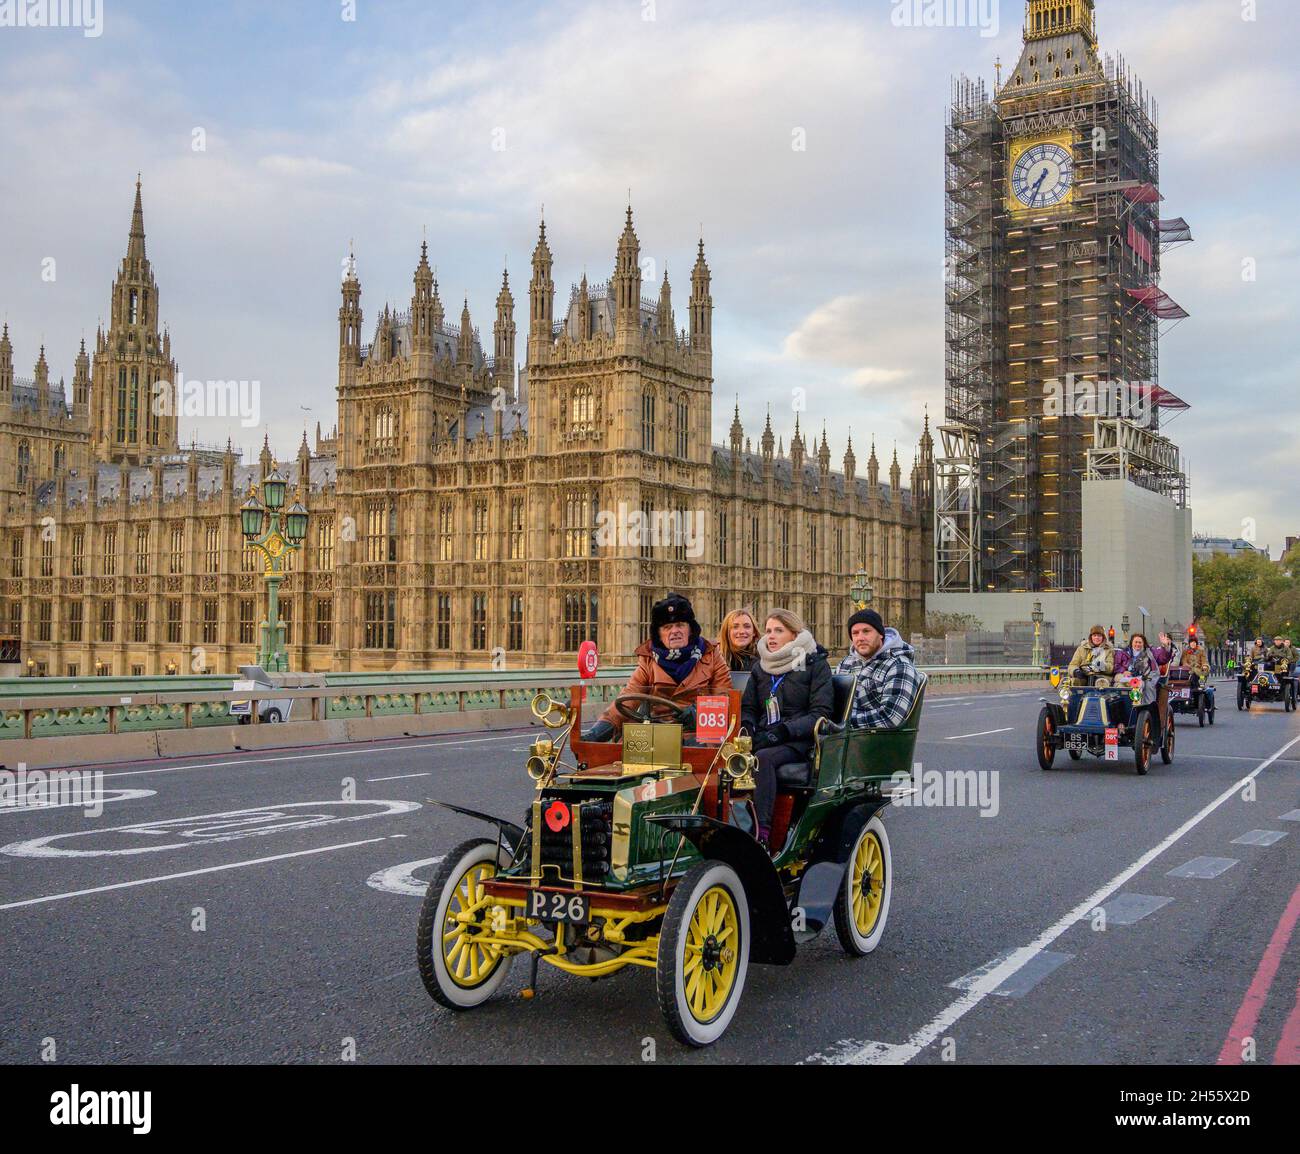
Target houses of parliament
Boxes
[0,182,933,675]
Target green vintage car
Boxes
[416,672,926,1046]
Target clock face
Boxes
[1009,140,1074,209]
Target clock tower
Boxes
[937,0,1189,597]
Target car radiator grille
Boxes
[524,798,613,884]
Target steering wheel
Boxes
[613,692,692,724]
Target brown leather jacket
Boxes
[600,639,734,730]
[1180,647,1209,678]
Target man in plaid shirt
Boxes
[836,609,922,730]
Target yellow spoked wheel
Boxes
[683,887,740,1023]
[657,861,750,1046]
[418,838,514,1009]
[834,814,892,956]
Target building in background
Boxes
[1191,535,1262,563]
[929,0,1194,642]
[1,187,932,675]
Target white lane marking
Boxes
[0,799,420,859]
[809,729,1300,1066]
[366,773,431,783]
[0,788,155,814]
[96,732,530,780]
[945,728,1014,741]
[367,855,446,897]
[0,837,393,912]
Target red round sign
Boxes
[577,640,599,680]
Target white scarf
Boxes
[758,630,817,676]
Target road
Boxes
[2,685,1298,1065]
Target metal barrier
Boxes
[0,665,1045,743]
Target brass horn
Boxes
[530,691,573,730]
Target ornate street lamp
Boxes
[1121,612,1130,641]
[240,466,309,673]
[1031,600,1044,668]
[165,661,178,676]
[850,569,874,611]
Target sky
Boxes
[0,0,1297,554]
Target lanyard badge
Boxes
[766,674,785,726]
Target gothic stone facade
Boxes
[1,188,932,675]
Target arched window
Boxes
[641,388,656,453]
[571,383,594,433]
[17,441,30,489]
[675,394,689,459]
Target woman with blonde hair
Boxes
[739,608,833,849]
[717,607,760,672]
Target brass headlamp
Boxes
[719,735,757,791]
[526,737,557,787]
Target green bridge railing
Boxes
[0,665,1044,742]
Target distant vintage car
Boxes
[1237,659,1296,712]
[1037,672,1174,775]
[416,673,926,1046]
[1166,667,1216,727]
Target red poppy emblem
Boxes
[544,800,571,832]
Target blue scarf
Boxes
[652,629,705,683]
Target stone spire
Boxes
[790,414,805,471]
[729,398,744,455]
[457,297,474,366]
[689,235,712,352]
[34,345,49,390]
[576,272,591,341]
[411,238,435,352]
[843,432,857,482]
[0,322,13,397]
[127,174,146,265]
[494,266,516,383]
[761,407,775,460]
[657,267,673,341]
[817,423,832,474]
[868,437,879,490]
[529,213,554,341]
[612,204,641,337]
[890,443,901,493]
[338,243,362,368]
[73,337,91,413]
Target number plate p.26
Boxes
[526,889,590,924]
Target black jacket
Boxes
[740,647,834,753]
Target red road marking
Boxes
[1217,882,1300,1064]
[1275,978,1300,1065]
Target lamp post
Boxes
[240,465,309,673]
[1121,613,1130,642]
[850,569,874,612]
[1031,600,1044,668]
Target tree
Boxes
[924,611,983,636]
[1262,586,1300,640]
[1193,552,1291,641]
